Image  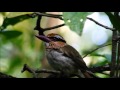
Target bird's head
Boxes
[35,33,66,49]
[46,33,66,43]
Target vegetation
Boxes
[0,12,120,78]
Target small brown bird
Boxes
[36,33,96,78]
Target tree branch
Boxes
[0,72,16,78]
[35,69,60,74]
[21,64,37,78]
[21,63,120,78]
[33,12,65,36]
[1,63,120,78]
[34,15,44,35]
[43,24,65,31]
[110,12,118,77]
[116,41,120,77]
[34,12,63,20]
[21,64,85,78]
[83,43,111,58]
[87,17,115,31]
[89,65,110,73]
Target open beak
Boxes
[35,35,51,43]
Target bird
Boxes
[36,33,97,78]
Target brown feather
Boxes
[59,45,88,71]
[45,33,97,78]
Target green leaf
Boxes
[2,14,31,29]
[105,12,120,32]
[104,54,111,62]
[0,30,22,39]
[94,60,108,67]
[63,12,92,35]
[0,12,10,16]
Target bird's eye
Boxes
[55,35,63,40]
[49,35,66,42]
[53,37,57,40]
[54,37,63,41]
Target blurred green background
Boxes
[0,12,112,78]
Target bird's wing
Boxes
[59,45,88,70]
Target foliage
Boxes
[0,31,22,39]
[0,12,43,78]
[63,12,92,35]
[0,12,117,78]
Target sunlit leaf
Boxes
[7,57,23,74]
[2,14,32,29]
[0,13,4,26]
[63,12,92,35]
[0,30,22,39]
[104,54,111,62]
[0,12,10,16]
[95,73,110,78]
[94,59,108,67]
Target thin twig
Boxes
[35,69,60,75]
[34,15,44,35]
[35,12,63,20]
[43,24,65,31]
[21,64,61,78]
[0,72,16,78]
[34,15,42,30]
[89,65,110,73]
[34,12,65,35]
[21,64,37,78]
[87,17,115,31]
[83,43,111,58]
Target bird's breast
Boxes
[46,49,78,75]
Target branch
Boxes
[34,12,65,36]
[90,64,120,74]
[22,63,120,78]
[2,64,119,78]
[83,43,112,58]
[35,69,60,74]
[35,69,82,78]
[21,64,62,78]
[21,64,37,78]
[110,12,118,77]
[114,36,120,42]
[43,24,65,31]
[87,17,115,31]
[34,15,44,35]
[21,64,83,78]
[110,35,117,77]
[0,72,16,78]
[2,64,120,78]
[116,41,120,77]
[34,12,63,20]
[89,65,110,73]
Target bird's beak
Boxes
[35,35,51,43]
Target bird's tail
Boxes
[83,70,99,78]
